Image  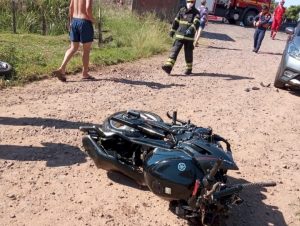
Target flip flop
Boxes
[81,75,96,81]
[52,70,66,82]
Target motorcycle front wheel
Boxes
[102,110,163,137]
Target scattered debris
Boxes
[260,82,271,87]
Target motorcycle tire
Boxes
[0,61,12,76]
[102,110,163,137]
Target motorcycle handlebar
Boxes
[211,181,276,201]
[212,185,243,201]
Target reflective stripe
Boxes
[186,63,193,69]
[167,58,175,64]
[194,18,200,23]
[179,20,192,25]
[165,62,174,66]
[175,34,194,41]
[166,58,175,66]
[175,18,179,22]
[191,24,196,31]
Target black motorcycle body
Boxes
[80,110,275,225]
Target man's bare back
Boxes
[70,0,94,22]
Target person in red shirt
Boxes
[271,0,286,40]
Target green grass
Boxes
[0,9,171,88]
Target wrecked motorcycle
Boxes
[80,110,276,225]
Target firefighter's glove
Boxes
[185,29,193,36]
[169,31,175,38]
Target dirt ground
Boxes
[0,22,299,226]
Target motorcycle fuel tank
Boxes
[144,148,205,201]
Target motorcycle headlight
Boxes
[288,43,300,60]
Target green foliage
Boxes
[0,0,68,35]
[270,0,278,12]
[285,5,300,22]
[0,8,171,88]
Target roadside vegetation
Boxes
[0,4,171,88]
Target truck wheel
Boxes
[228,18,236,24]
[243,10,257,27]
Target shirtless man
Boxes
[53,0,95,82]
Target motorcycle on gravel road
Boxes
[80,110,276,226]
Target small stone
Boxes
[252,86,260,90]
[245,88,251,92]
[7,194,17,200]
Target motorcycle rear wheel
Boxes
[102,110,163,137]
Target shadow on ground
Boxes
[202,31,235,42]
[206,45,242,51]
[0,143,87,167]
[104,170,286,226]
[259,51,283,56]
[103,78,185,89]
[0,117,100,129]
[289,88,300,97]
[107,171,149,191]
[225,177,287,226]
[171,72,254,80]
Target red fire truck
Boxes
[195,0,271,26]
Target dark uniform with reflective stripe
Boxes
[163,6,200,74]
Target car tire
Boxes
[274,77,286,89]
[274,61,286,89]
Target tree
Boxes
[285,5,300,22]
[270,0,278,12]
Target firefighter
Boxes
[270,0,286,40]
[162,0,200,75]
[253,5,272,53]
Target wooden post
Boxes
[41,10,47,35]
[98,0,103,47]
[12,0,17,34]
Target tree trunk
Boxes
[41,10,47,35]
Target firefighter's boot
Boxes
[184,69,192,75]
[184,62,192,75]
[162,65,172,75]
[162,58,175,75]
